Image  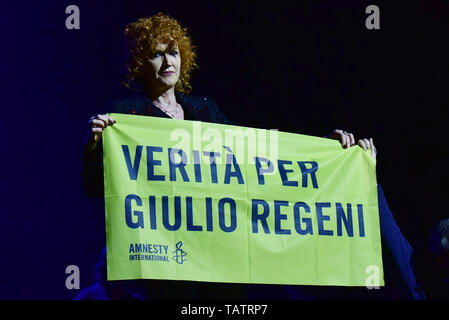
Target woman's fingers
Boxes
[90,114,116,129]
[333,129,347,148]
[363,139,371,152]
[91,119,106,128]
[338,131,347,148]
[341,130,354,148]
[358,139,367,150]
[89,115,106,129]
[344,134,351,148]
[333,129,343,135]
[85,114,116,151]
[97,114,116,126]
[358,138,377,163]
[329,129,356,149]
[369,138,377,158]
[369,138,376,152]
[358,138,375,151]
[91,127,103,133]
[369,138,377,163]
[348,133,355,146]
[363,139,370,150]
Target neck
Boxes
[143,84,177,108]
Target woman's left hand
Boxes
[328,129,377,163]
[358,138,377,163]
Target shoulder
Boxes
[177,94,216,111]
[177,93,233,125]
[108,94,150,115]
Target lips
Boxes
[161,71,175,76]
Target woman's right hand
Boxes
[85,114,116,151]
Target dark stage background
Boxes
[1,1,448,299]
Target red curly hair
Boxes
[123,12,198,94]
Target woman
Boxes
[84,13,373,154]
[83,12,375,197]
[81,13,420,300]
[81,12,246,300]
[82,13,231,199]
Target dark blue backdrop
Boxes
[1,1,448,299]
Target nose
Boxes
[160,58,172,71]
[162,53,173,66]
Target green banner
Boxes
[103,113,384,286]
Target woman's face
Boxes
[145,42,181,90]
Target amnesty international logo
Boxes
[172,241,187,264]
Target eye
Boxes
[170,50,179,56]
[150,51,163,59]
